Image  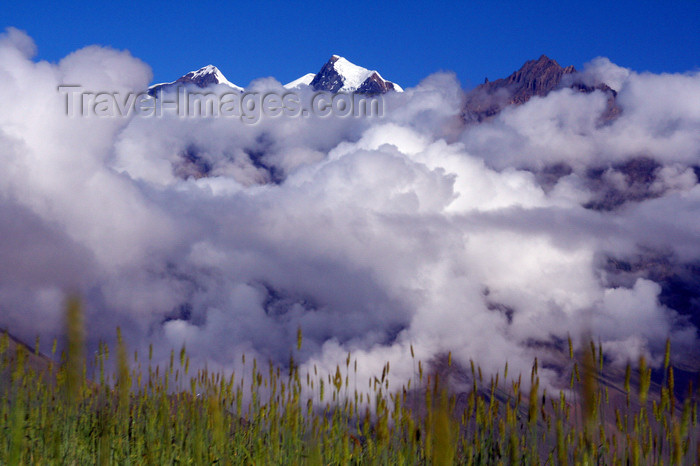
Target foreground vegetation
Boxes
[1,298,698,464]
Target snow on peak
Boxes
[309,55,402,93]
[191,64,219,76]
[185,65,243,91]
[330,56,376,92]
[148,65,244,94]
[284,73,315,89]
[150,57,402,95]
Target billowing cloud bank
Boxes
[1,28,698,388]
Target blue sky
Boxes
[4,0,699,89]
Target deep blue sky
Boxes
[4,1,699,89]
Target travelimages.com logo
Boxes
[57,85,385,124]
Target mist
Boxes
[1,27,698,389]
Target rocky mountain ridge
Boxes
[463,55,620,123]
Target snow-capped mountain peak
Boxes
[150,57,402,96]
[188,65,227,82]
[176,65,243,91]
[329,55,374,90]
[284,73,316,89]
[309,55,402,94]
[149,65,243,95]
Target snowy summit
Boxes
[284,73,316,89]
[308,55,402,94]
[149,57,402,95]
[149,65,243,95]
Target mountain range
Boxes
[149,55,402,96]
[149,54,621,125]
[3,52,699,414]
[147,55,700,347]
[153,54,642,207]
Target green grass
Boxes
[0,300,698,464]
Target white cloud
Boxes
[0,29,698,390]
